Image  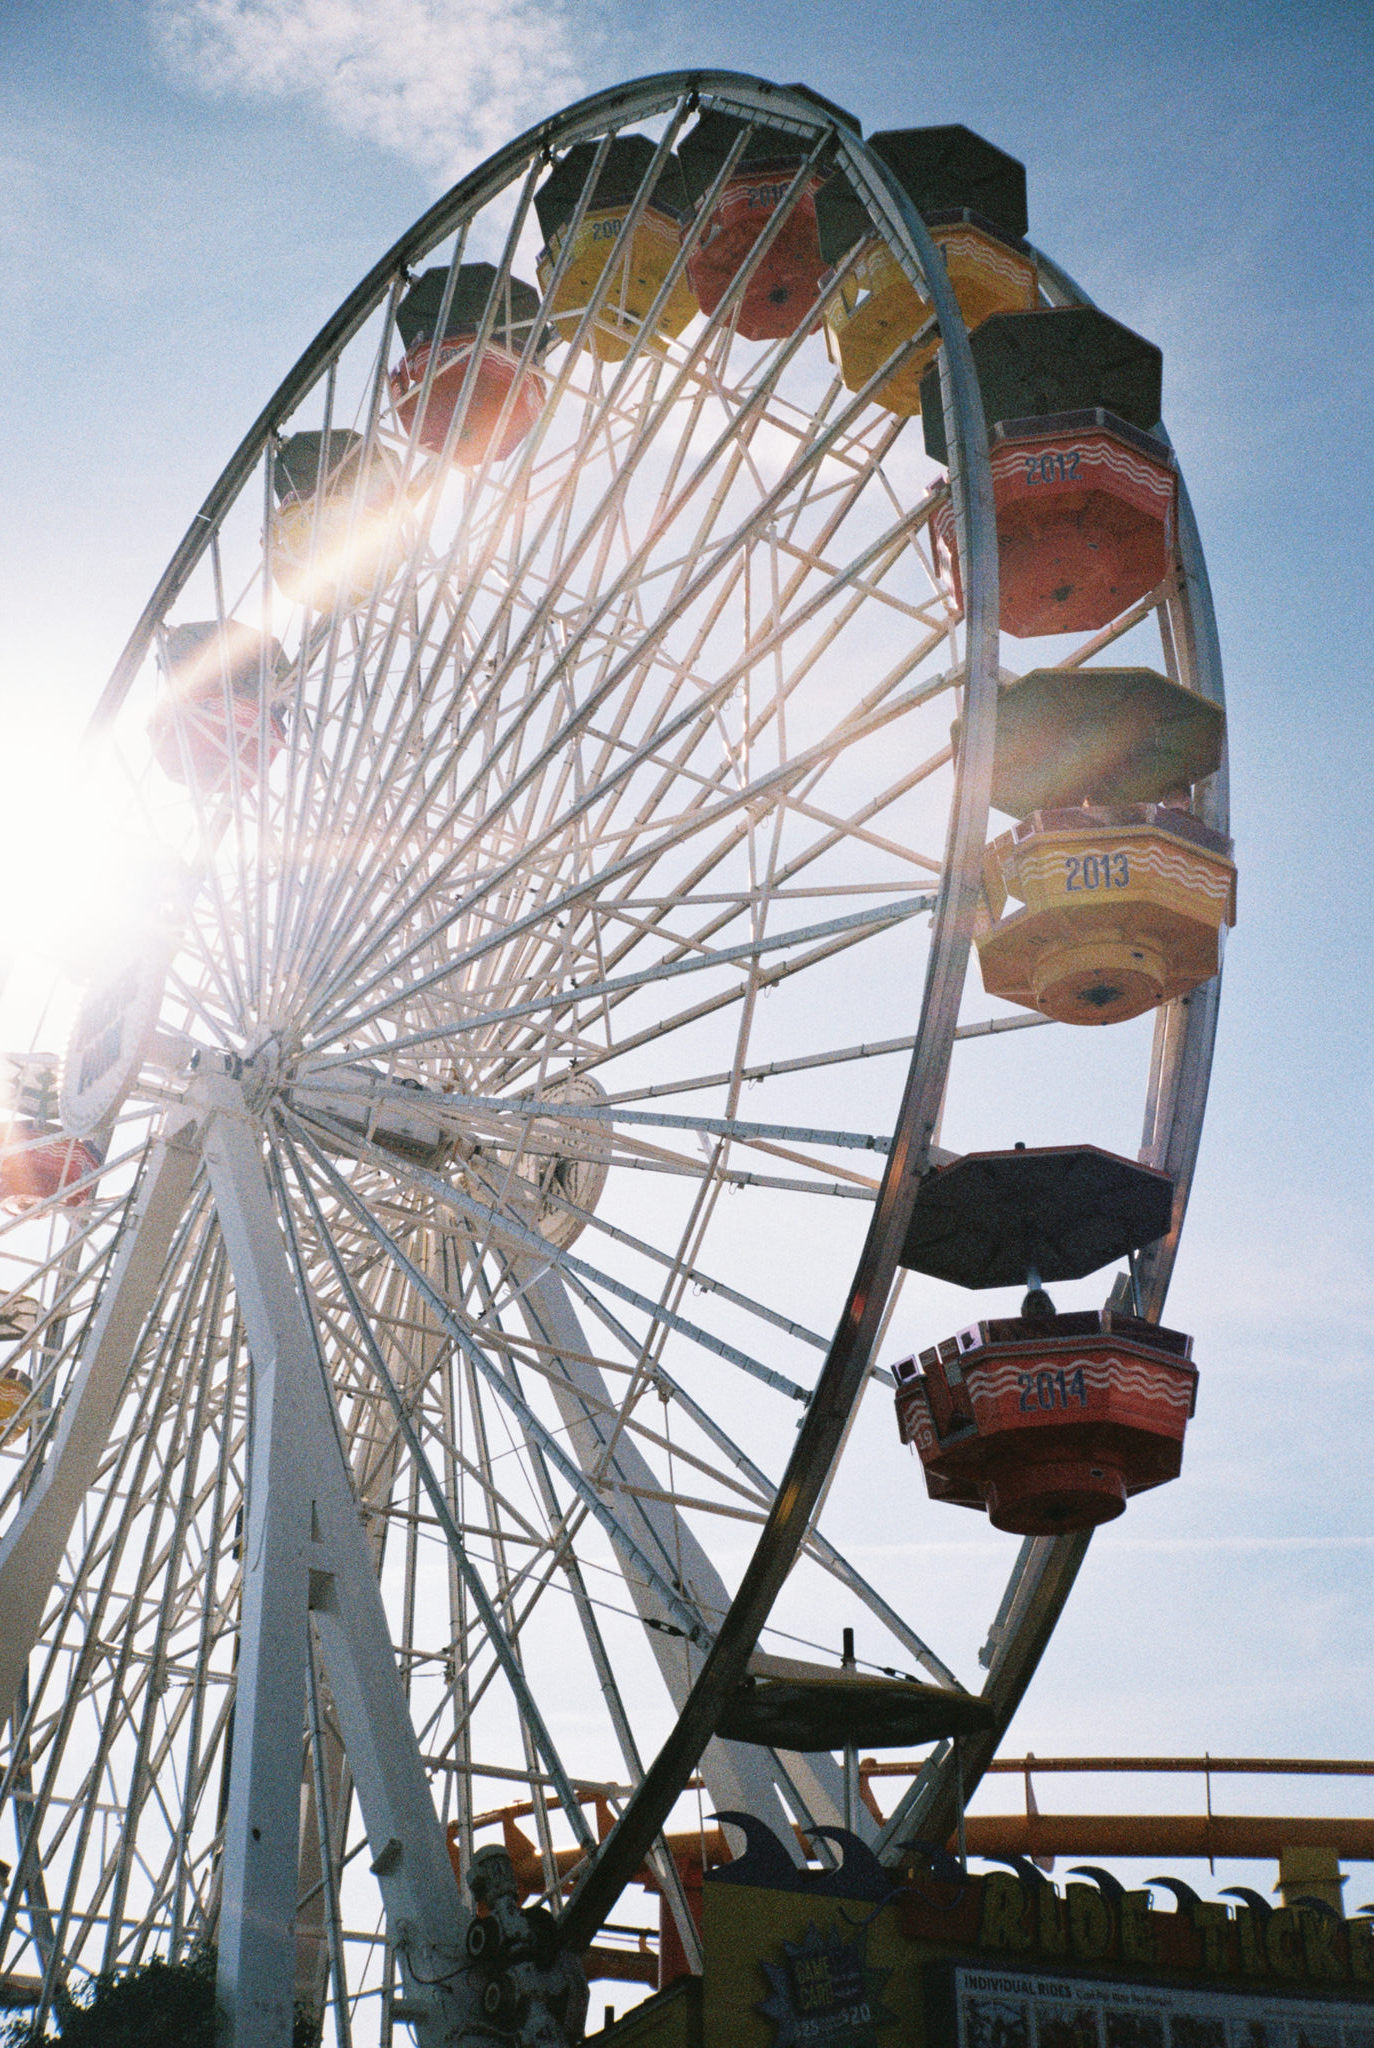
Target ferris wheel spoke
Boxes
[165,937,251,1046]
[282,520,892,1032]
[0,1131,208,1749]
[279,1178,595,1858]
[399,458,938,929]
[459,1247,706,1962]
[515,1267,846,1842]
[4,1353,238,1955]
[592,1414,767,1518]
[466,1242,820,1430]
[0,1134,151,1254]
[0,1216,223,2006]
[276,1199,520,1535]
[282,1125,715,1657]
[305,1122,820,1405]
[307,885,920,1066]
[545,634,947,925]
[537,727,948,1031]
[302,1316,557,1560]
[550,1135,866,1196]
[642,1355,959,1686]
[597,1009,1048,1110]
[487,896,932,1094]
[298,1114,814,1413]
[292,1071,894,1163]
[109,1628,231,1967]
[194,542,267,1023]
[279,181,551,820]
[301,807,931,1060]
[289,650,809,1039]
[291,344,941,1020]
[327,643,950,1059]
[99,1262,233,1977]
[271,286,741,989]
[532,1191,824,1359]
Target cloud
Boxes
[149,0,588,185]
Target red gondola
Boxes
[678,94,856,342]
[932,410,1176,637]
[921,308,1177,637]
[894,1146,1197,1533]
[0,1126,104,1214]
[389,264,547,466]
[0,1367,30,1428]
[895,1308,1197,1534]
[148,620,284,789]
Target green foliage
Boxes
[51,1950,217,2046]
[0,1950,319,2047]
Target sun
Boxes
[0,705,168,1057]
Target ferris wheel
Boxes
[0,72,1230,2048]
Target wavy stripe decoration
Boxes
[1009,840,1234,905]
[894,1384,940,1455]
[967,1354,1195,1413]
[929,419,1177,604]
[938,228,1034,289]
[990,434,1176,509]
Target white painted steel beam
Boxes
[519,1271,857,1848]
[0,1111,201,1734]
[198,1070,474,2048]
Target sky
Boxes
[0,0,1372,1903]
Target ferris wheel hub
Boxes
[488,1073,613,1249]
[241,1031,294,1113]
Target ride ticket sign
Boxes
[941,1963,1374,2048]
[758,1921,897,2046]
[701,1843,1374,2048]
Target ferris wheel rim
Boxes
[880,250,1229,1859]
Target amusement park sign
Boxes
[939,1962,1374,2048]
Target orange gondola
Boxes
[976,802,1235,1025]
[0,1292,37,1429]
[268,430,400,607]
[816,125,1038,415]
[534,136,697,360]
[965,665,1234,1025]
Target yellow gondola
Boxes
[535,136,697,361]
[976,802,1236,1025]
[817,127,1039,416]
[268,430,400,609]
